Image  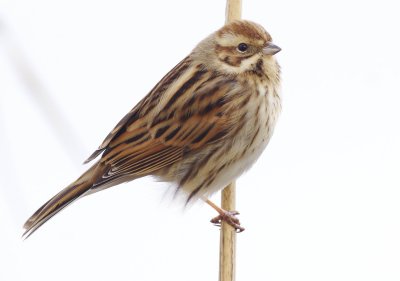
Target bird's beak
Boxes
[263,42,281,55]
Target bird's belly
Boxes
[204,118,272,197]
[203,93,279,197]
[173,85,281,202]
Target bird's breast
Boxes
[192,81,281,198]
[229,82,281,172]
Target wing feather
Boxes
[85,58,250,189]
[84,56,192,163]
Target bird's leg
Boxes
[205,199,245,233]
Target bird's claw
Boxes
[210,210,245,233]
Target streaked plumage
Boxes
[23,20,281,237]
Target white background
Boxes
[1,0,399,280]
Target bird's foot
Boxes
[210,210,245,233]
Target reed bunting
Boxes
[23,20,281,237]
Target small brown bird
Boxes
[23,20,281,237]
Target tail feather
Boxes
[23,164,100,238]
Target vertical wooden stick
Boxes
[219,182,237,281]
[225,0,242,23]
[220,3,242,281]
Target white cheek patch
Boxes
[238,55,260,72]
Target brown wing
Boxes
[84,56,192,164]
[85,59,249,188]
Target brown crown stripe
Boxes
[218,21,270,41]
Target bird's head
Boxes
[193,20,281,76]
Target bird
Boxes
[23,20,281,238]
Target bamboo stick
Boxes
[219,182,237,281]
[225,0,242,23]
[220,2,242,281]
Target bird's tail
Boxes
[23,163,101,238]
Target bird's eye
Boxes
[237,43,248,52]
